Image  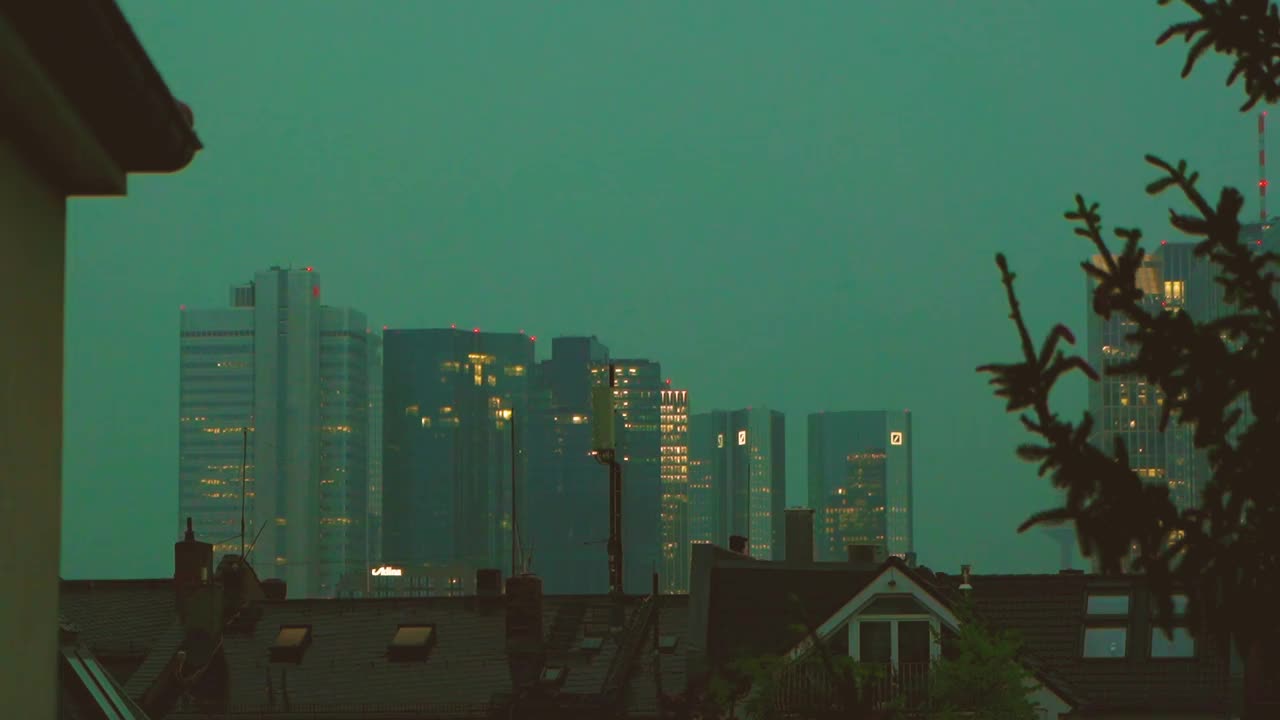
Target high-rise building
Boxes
[179,267,377,598]
[525,336,611,594]
[688,408,786,560]
[807,410,913,560]
[659,386,690,592]
[380,329,534,581]
[1087,251,1206,512]
[611,359,664,594]
[366,333,384,567]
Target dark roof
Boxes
[59,579,690,719]
[0,0,202,174]
[930,571,1232,714]
[59,579,176,684]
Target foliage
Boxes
[977,0,1280,682]
[907,600,1040,720]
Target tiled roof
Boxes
[626,596,690,717]
[930,571,1232,714]
[59,580,687,719]
[59,579,176,683]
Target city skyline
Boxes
[62,1,1261,580]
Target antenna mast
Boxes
[1261,110,1269,226]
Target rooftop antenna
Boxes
[1261,110,1269,227]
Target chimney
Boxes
[729,535,750,556]
[477,568,503,596]
[174,518,214,621]
[784,507,815,565]
[847,543,887,565]
[261,579,287,601]
[505,574,545,689]
[959,564,973,592]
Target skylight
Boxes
[658,635,679,653]
[540,666,568,685]
[580,636,605,652]
[388,624,436,661]
[269,625,312,663]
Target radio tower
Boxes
[1260,110,1269,228]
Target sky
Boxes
[61,1,1263,579]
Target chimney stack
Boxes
[505,574,546,689]
[174,517,213,619]
[847,543,887,565]
[784,508,815,565]
[729,535,750,556]
[959,564,973,592]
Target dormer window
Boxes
[1083,592,1130,659]
[851,594,939,667]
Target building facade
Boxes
[380,328,534,581]
[688,408,786,560]
[525,336,612,594]
[612,359,664,594]
[1087,251,1205,512]
[807,410,914,560]
[660,386,691,592]
[179,267,377,598]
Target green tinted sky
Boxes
[62,1,1259,578]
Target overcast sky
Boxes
[61,1,1260,579]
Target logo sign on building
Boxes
[890,431,904,446]
[371,566,403,577]
[717,433,724,448]
[737,430,748,446]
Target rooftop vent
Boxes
[269,625,312,664]
[388,624,436,662]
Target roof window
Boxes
[388,624,436,662]
[269,625,312,663]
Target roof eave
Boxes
[0,0,202,184]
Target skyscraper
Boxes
[612,359,663,594]
[525,336,611,594]
[659,386,690,592]
[1087,251,1204,512]
[688,408,786,559]
[381,328,534,581]
[179,267,377,598]
[807,410,913,560]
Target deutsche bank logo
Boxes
[737,430,747,446]
[890,431,904,446]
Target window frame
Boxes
[850,612,941,667]
[1149,593,1196,660]
[1082,590,1131,660]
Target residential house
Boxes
[685,524,1234,719]
[1,2,201,716]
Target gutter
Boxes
[0,0,203,174]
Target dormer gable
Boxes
[787,561,960,666]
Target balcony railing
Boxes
[773,660,934,714]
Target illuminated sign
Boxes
[716,433,724,448]
[737,430,747,446]
[371,566,403,577]
[890,431,904,446]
